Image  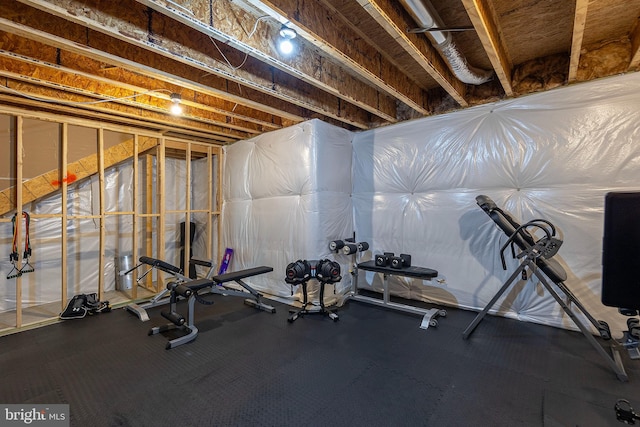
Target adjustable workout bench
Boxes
[464,195,628,381]
[149,265,275,349]
[125,256,215,321]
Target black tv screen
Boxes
[602,191,640,309]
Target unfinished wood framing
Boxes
[0,107,222,336]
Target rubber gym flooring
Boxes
[2,292,640,427]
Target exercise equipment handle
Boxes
[139,256,183,275]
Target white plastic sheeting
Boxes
[0,157,209,313]
[353,72,640,335]
[222,119,354,301]
[224,72,640,335]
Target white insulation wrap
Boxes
[222,119,354,301]
[353,72,640,335]
[0,157,203,313]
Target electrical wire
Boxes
[0,85,173,106]
[207,15,270,72]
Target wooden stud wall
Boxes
[0,108,223,335]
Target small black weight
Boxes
[375,252,394,266]
[390,253,412,269]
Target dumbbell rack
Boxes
[334,241,446,329]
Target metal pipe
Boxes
[400,0,493,85]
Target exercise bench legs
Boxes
[149,266,275,349]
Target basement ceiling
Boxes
[0,0,639,145]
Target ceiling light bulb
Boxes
[169,93,182,115]
[278,25,297,55]
[170,103,183,115]
[279,39,294,55]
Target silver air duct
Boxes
[400,0,493,85]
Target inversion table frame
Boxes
[464,195,628,382]
[149,266,275,349]
[348,260,447,329]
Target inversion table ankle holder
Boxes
[463,195,628,382]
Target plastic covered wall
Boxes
[222,119,354,301]
[353,72,640,334]
[0,156,206,314]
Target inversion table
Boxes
[464,195,628,381]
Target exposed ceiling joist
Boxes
[0,0,637,144]
[460,0,512,96]
[17,0,374,129]
[569,0,589,83]
[135,0,400,123]
[353,0,467,107]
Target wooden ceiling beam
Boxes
[15,0,373,129]
[243,0,432,115]
[135,0,399,123]
[0,33,276,135]
[353,0,467,107]
[0,53,258,139]
[0,9,306,128]
[1,79,243,143]
[629,17,640,70]
[568,0,589,83]
[460,0,513,96]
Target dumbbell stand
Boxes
[288,279,338,322]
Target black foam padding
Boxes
[139,256,182,274]
[173,284,193,298]
[161,311,185,326]
[329,240,344,251]
[189,258,212,267]
[602,192,640,309]
[475,195,567,283]
[358,260,437,279]
[212,266,273,284]
[185,278,216,291]
[343,243,358,255]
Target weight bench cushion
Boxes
[211,266,273,284]
[358,260,438,279]
[139,256,182,274]
[186,278,216,291]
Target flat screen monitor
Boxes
[602,191,640,309]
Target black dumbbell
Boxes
[375,252,394,267]
[390,253,412,269]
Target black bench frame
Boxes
[149,266,275,349]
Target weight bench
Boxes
[464,195,628,381]
[125,256,215,321]
[149,266,275,349]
